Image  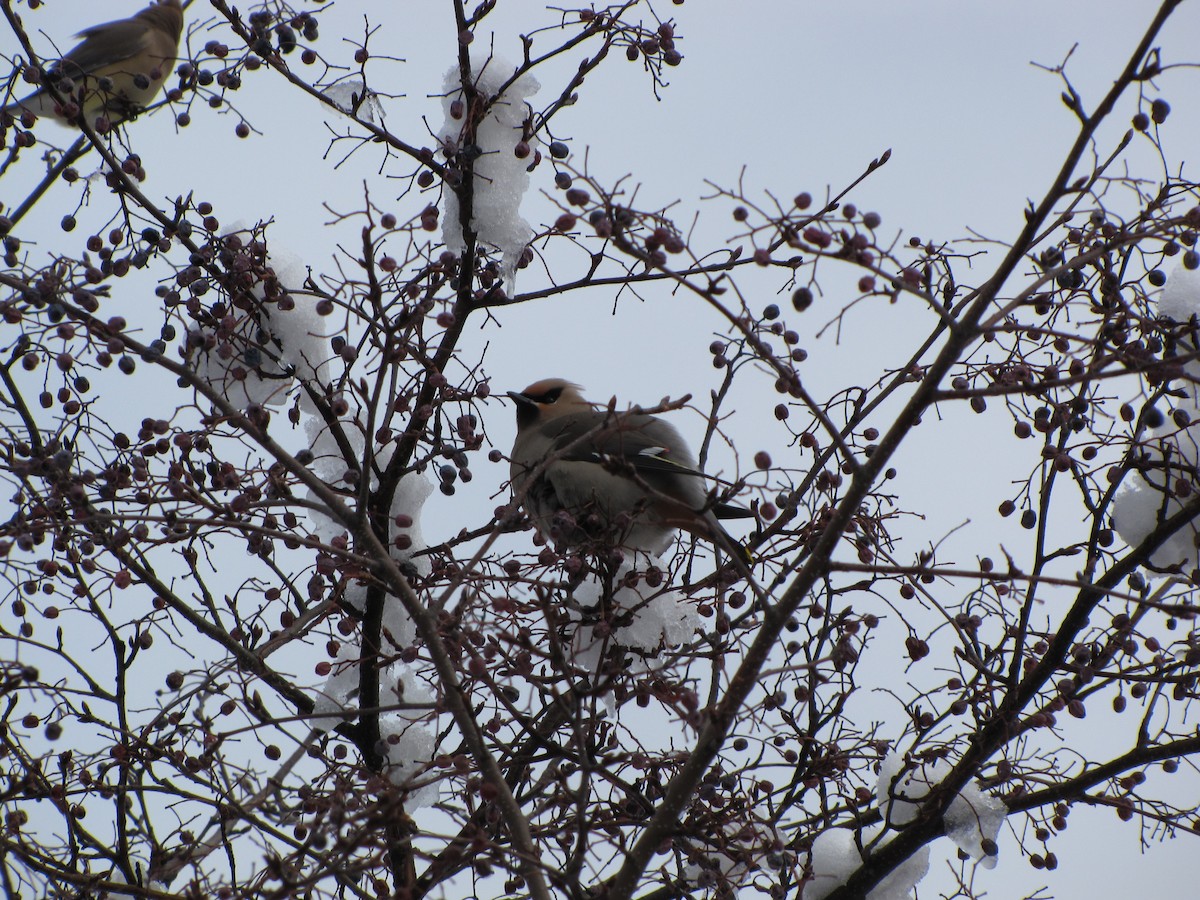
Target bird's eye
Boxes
[532,387,564,404]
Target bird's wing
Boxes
[59,20,155,75]
[546,414,701,478]
[539,412,754,519]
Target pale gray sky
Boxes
[3,1,1199,897]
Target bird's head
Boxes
[144,0,185,38]
[508,378,590,429]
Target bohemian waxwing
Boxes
[3,0,183,125]
[507,378,753,563]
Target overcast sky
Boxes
[4,0,1200,897]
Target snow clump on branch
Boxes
[439,53,539,296]
[1113,264,1200,569]
[189,225,328,410]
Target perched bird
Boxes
[508,378,753,562]
[3,0,183,125]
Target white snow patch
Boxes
[98,853,150,896]
[873,751,1004,875]
[439,53,539,294]
[378,672,438,808]
[945,780,1005,869]
[302,402,436,732]
[1113,263,1200,569]
[311,639,364,730]
[804,829,862,900]
[302,409,434,574]
[190,225,328,410]
[1155,263,1200,322]
[312,646,438,809]
[565,556,699,674]
[804,824,930,900]
[323,78,385,123]
[388,472,435,579]
[876,751,948,826]
[301,442,432,654]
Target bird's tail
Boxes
[715,523,754,567]
[713,500,756,521]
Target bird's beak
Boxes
[507,390,534,406]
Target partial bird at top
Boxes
[507,378,754,561]
[2,0,183,126]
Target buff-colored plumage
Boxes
[3,0,183,124]
[508,378,752,558]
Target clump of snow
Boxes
[308,587,423,729]
[190,225,328,410]
[303,398,436,786]
[876,751,1004,868]
[1154,263,1200,322]
[1113,264,1200,568]
[387,472,435,578]
[378,673,439,807]
[301,408,434,691]
[876,751,946,826]
[439,53,539,294]
[867,827,931,900]
[311,639,364,730]
[323,78,385,123]
[945,780,1005,869]
[99,853,149,896]
[303,411,367,547]
[805,749,1006,899]
[379,711,436,794]
[336,581,420,657]
[804,829,864,899]
[313,649,438,809]
[804,825,929,900]
[302,410,434,579]
[308,593,438,813]
[565,556,699,674]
